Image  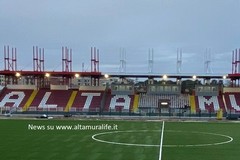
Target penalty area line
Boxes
[159,121,165,160]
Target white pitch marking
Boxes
[158,121,165,160]
[91,129,233,148]
[92,130,159,147]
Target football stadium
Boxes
[0,45,240,160]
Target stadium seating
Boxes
[29,89,71,111]
[223,92,240,113]
[138,94,189,109]
[195,96,225,113]
[71,91,103,112]
[0,86,239,116]
[0,88,136,113]
[103,91,134,112]
[0,89,33,108]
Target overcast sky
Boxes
[0,0,240,75]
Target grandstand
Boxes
[0,46,240,119]
[0,80,240,119]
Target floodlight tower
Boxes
[176,48,183,85]
[176,48,182,74]
[33,46,45,72]
[203,48,212,85]
[204,48,212,74]
[62,47,72,72]
[148,48,154,73]
[91,47,99,73]
[232,48,240,74]
[119,48,126,73]
[4,45,17,71]
[91,47,100,86]
[62,46,73,86]
[33,46,45,88]
[4,45,17,85]
[238,49,240,74]
[231,49,240,87]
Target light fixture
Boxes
[161,102,168,105]
[104,74,109,79]
[15,72,21,77]
[75,73,80,78]
[163,74,168,80]
[45,73,50,77]
[192,75,197,80]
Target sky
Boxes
[0,0,240,75]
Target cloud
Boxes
[0,0,239,74]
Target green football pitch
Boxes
[0,118,239,160]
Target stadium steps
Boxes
[100,89,108,113]
[217,95,226,112]
[189,95,196,113]
[0,87,7,98]
[22,90,38,111]
[132,94,139,112]
[64,91,78,112]
[222,94,228,111]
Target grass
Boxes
[0,118,240,160]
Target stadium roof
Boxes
[0,70,101,77]
[0,70,237,80]
[104,72,227,79]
